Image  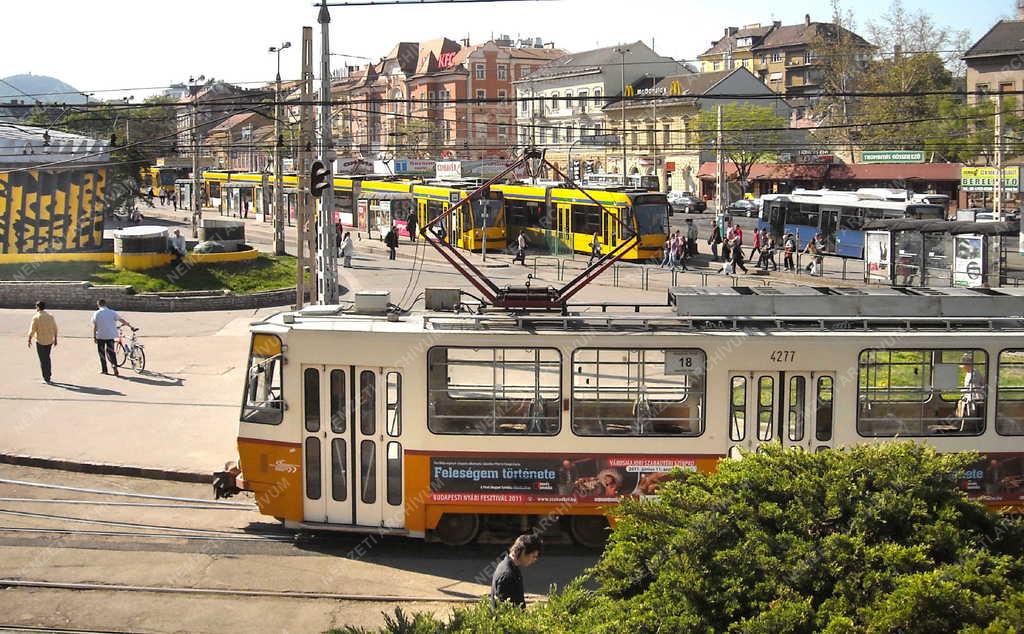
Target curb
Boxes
[0,453,210,484]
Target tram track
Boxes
[0,579,482,603]
[0,625,148,634]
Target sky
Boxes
[0,0,1015,101]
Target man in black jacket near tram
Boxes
[491,533,542,609]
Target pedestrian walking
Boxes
[340,231,354,268]
[490,533,542,609]
[384,225,399,260]
[27,301,58,384]
[759,232,779,271]
[673,231,688,271]
[685,219,698,257]
[708,224,722,260]
[406,212,418,243]
[91,299,133,377]
[749,227,763,263]
[722,221,735,262]
[587,232,602,266]
[783,233,797,271]
[172,192,178,212]
[730,234,748,274]
[512,231,528,265]
[659,238,672,268]
[803,232,825,276]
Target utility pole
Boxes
[995,90,1004,221]
[189,75,204,239]
[317,2,339,305]
[296,27,314,309]
[270,41,291,256]
[716,104,727,215]
[615,47,630,186]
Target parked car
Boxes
[727,199,758,217]
[667,191,707,213]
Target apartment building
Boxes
[963,8,1024,104]
[513,41,685,172]
[698,15,871,101]
[177,81,268,159]
[334,36,563,161]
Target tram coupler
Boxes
[212,461,242,499]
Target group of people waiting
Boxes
[699,221,828,277]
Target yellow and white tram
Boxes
[235,287,1024,546]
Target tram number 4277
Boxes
[769,350,796,363]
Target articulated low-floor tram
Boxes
[233,286,1024,546]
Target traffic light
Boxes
[310,159,331,198]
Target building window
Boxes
[519,65,531,79]
[498,89,507,102]
[713,61,720,71]
[593,123,602,135]
[498,125,508,139]
[771,51,783,63]
[521,95,529,114]
[857,349,987,437]
[578,89,588,112]
[1000,81,1015,93]
[571,348,706,437]
[476,122,487,138]
[759,55,768,65]
[427,90,436,102]
[475,63,486,80]
[426,347,561,435]
[551,93,560,111]
[593,88,602,105]
[565,126,574,142]
[552,127,560,143]
[737,37,753,47]
[663,123,671,145]
[476,89,486,100]
[497,64,508,80]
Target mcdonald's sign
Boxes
[669,80,682,96]
[623,85,635,97]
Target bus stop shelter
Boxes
[863,218,1021,287]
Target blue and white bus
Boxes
[758,189,947,258]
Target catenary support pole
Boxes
[317,2,339,304]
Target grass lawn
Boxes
[0,254,301,294]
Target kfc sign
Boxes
[438,52,458,69]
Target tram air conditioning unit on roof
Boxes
[354,291,391,315]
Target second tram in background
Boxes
[197,170,670,260]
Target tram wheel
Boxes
[435,513,480,546]
[569,515,609,549]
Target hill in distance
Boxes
[0,73,86,104]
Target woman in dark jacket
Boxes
[384,225,399,260]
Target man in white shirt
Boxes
[169,229,187,264]
[91,299,133,376]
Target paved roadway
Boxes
[0,464,597,633]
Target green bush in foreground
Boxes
[334,444,1024,634]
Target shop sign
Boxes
[860,150,925,163]
[961,166,1020,192]
[435,161,462,179]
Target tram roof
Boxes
[251,287,1024,335]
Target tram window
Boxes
[427,347,561,435]
[303,368,321,433]
[571,348,705,437]
[425,200,445,222]
[360,371,376,435]
[857,349,987,437]
[386,442,402,506]
[730,376,746,441]
[305,437,321,501]
[330,369,346,433]
[571,204,601,235]
[997,350,1024,435]
[386,372,402,437]
[331,438,347,502]
[788,376,806,441]
[816,377,834,442]
[241,334,284,425]
[757,376,774,441]
[360,440,376,504]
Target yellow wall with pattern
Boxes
[0,167,108,254]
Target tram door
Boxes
[302,366,405,527]
[727,372,835,457]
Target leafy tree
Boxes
[337,444,1024,633]
[692,103,789,195]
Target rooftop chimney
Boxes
[805,14,811,26]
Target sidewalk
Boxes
[141,204,868,290]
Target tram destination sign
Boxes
[860,150,924,164]
[961,166,1020,192]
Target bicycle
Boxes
[115,326,146,373]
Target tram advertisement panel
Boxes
[428,454,711,504]
[958,453,1024,504]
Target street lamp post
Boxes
[269,41,291,256]
[614,47,630,186]
[189,75,205,238]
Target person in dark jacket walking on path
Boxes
[406,212,418,242]
[491,533,542,608]
[384,225,399,260]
